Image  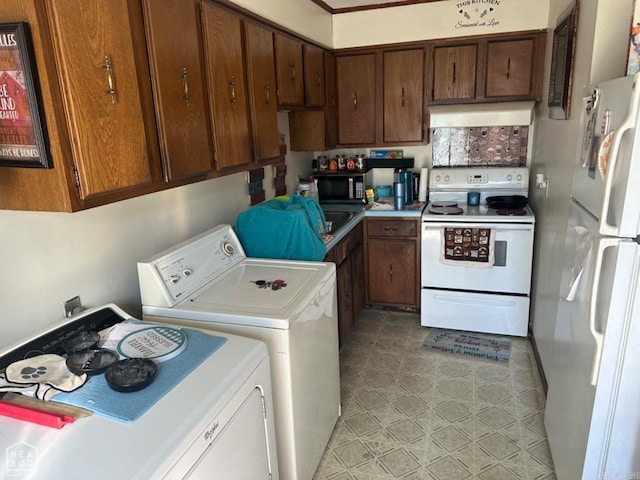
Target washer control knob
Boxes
[222,241,235,256]
[182,268,193,277]
[169,275,180,285]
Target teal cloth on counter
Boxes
[52,330,226,423]
[235,194,327,261]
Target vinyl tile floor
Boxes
[313,308,556,480]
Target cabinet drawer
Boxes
[333,235,351,265]
[366,219,417,237]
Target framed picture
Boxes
[548,2,579,120]
[0,22,51,168]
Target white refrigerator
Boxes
[544,73,640,479]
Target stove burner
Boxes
[428,205,463,215]
[431,201,458,208]
[497,208,527,216]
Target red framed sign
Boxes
[0,22,50,168]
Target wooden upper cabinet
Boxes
[304,44,325,107]
[141,0,214,181]
[324,52,338,149]
[485,37,537,99]
[337,53,376,145]
[244,21,280,162]
[383,49,425,143]
[432,44,477,102]
[201,2,253,172]
[274,33,304,107]
[46,0,160,201]
[430,32,545,104]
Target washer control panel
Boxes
[138,225,245,307]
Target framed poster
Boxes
[0,22,51,168]
[548,2,579,120]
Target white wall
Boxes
[229,0,333,47]
[333,0,549,48]
[529,0,634,377]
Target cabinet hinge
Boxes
[72,166,81,191]
[198,4,204,26]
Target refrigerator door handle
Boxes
[600,79,640,236]
[588,238,617,385]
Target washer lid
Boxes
[176,258,334,328]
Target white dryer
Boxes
[0,304,278,479]
[138,224,340,480]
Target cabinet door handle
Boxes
[316,71,322,86]
[264,81,271,105]
[289,62,296,84]
[506,57,511,80]
[353,90,358,108]
[452,61,457,84]
[102,54,116,104]
[229,77,237,107]
[401,87,405,108]
[181,68,190,105]
[388,264,393,282]
[383,227,398,232]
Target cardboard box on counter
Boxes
[369,150,403,159]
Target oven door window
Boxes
[421,223,534,294]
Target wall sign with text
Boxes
[0,22,51,168]
[454,0,504,30]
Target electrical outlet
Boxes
[63,295,84,318]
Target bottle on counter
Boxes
[394,182,405,210]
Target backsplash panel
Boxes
[432,126,529,167]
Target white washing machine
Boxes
[138,225,341,480]
[0,304,278,479]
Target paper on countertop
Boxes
[566,226,595,301]
[370,198,394,210]
[99,320,186,361]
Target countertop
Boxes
[322,201,426,251]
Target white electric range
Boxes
[421,167,535,336]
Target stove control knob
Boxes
[507,174,513,181]
[517,174,523,181]
[444,175,450,182]
[435,174,441,182]
[169,275,180,284]
[182,268,193,277]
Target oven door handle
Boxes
[422,224,534,232]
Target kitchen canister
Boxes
[376,185,392,199]
[393,182,405,210]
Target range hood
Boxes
[428,101,535,127]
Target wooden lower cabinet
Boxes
[364,217,420,308]
[325,221,363,348]
[336,256,354,348]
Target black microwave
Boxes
[315,170,372,204]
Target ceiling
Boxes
[312,0,444,14]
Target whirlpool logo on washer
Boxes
[203,420,220,442]
[6,441,38,474]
